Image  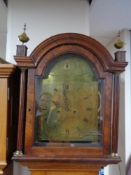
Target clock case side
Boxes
[0,60,20,175]
[14,33,127,166]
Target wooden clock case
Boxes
[13,33,127,175]
[0,58,19,175]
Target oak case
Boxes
[0,59,19,175]
[14,33,127,175]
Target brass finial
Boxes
[13,150,23,157]
[18,23,30,44]
[114,31,125,49]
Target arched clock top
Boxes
[35,46,105,77]
[29,33,127,73]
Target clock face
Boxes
[35,54,103,145]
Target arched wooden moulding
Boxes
[30,33,126,72]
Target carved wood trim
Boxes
[30,33,127,73]
[15,56,35,68]
[16,69,27,152]
[13,155,121,163]
[35,45,104,76]
[12,156,120,175]
[0,64,15,78]
[112,74,120,153]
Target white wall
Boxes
[6,1,90,174]
[0,0,7,59]
[122,30,131,173]
[6,0,90,63]
[106,29,131,175]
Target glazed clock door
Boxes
[35,54,102,146]
[25,41,111,157]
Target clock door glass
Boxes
[35,54,103,146]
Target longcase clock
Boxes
[13,33,127,175]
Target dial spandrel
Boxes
[35,54,103,146]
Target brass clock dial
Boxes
[35,54,102,145]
